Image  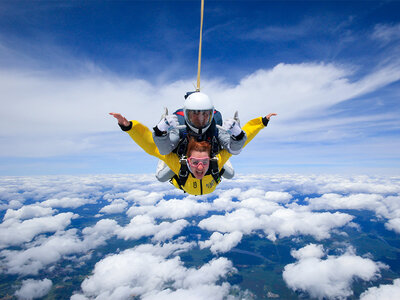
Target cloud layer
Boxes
[1,173,400,299]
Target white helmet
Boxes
[183,92,214,134]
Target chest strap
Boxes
[173,157,222,191]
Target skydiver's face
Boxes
[187,110,212,129]
[188,150,210,179]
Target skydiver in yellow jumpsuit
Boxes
[110,112,277,195]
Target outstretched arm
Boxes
[244,113,277,146]
[265,113,277,120]
[218,113,277,168]
[110,112,163,159]
[109,112,130,127]
[109,112,181,175]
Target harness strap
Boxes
[173,157,222,192]
[171,175,184,191]
[209,157,221,184]
[176,137,189,157]
[210,135,220,157]
[174,158,190,189]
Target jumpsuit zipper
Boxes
[200,179,203,195]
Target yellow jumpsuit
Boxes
[125,117,267,195]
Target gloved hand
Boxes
[223,118,242,136]
[157,114,179,132]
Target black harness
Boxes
[172,157,223,191]
[171,113,224,191]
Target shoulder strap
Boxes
[210,135,220,158]
[174,158,190,189]
[213,110,223,126]
[171,175,186,192]
[174,135,189,157]
[174,109,185,123]
[209,157,221,184]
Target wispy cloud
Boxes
[1,59,399,161]
[371,23,400,44]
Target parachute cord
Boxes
[196,0,204,92]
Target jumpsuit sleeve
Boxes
[125,121,181,175]
[218,129,248,155]
[152,128,181,155]
[218,117,266,168]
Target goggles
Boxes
[187,156,210,168]
[187,109,213,128]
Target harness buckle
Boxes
[210,157,219,175]
[179,158,189,178]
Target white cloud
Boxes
[41,197,95,209]
[307,193,384,211]
[307,192,400,234]
[381,195,400,219]
[360,278,400,300]
[314,176,400,195]
[1,173,400,298]
[1,54,400,158]
[3,205,55,221]
[14,278,52,300]
[232,174,400,197]
[0,199,23,211]
[199,208,263,235]
[283,244,385,299]
[134,240,196,258]
[264,191,293,203]
[124,189,165,205]
[199,231,243,254]
[385,218,400,234]
[142,283,232,300]
[79,248,184,299]
[127,198,212,220]
[213,62,400,125]
[116,215,189,242]
[152,220,189,242]
[261,209,354,241]
[0,212,77,249]
[75,243,235,300]
[199,206,353,242]
[1,219,118,275]
[81,218,120,245]
[290,243,325,260]
[372,23,400,43]
[0,175,106,210]
[238,196,281,215]
[99,199,128,214]
[210,188,242,212]
[180,257,235,289]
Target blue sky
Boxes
[0,0,400,175]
